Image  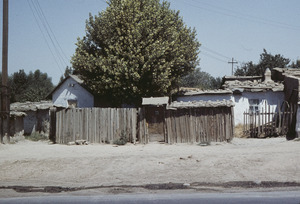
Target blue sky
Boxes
[1,0,299,85]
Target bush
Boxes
[25,132,48,141]
[113,131,128,145]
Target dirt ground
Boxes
[0,137,300,197]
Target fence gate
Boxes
[243,102,296,138]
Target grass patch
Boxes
[234,124,247,138]
[25,132,48,141]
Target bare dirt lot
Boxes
[0,137,300,197]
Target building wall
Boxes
[284,75,300,138]
[175,91,285,125]
[24,111,37,135]
[232,91,285,125]
[9,117,24,136]
[52,77,94,108]
[284,75,300,105]
[23,110,51,135]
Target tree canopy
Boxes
[180,68,222,90]
[0,69,54,103]
[234,49,290,76]
[71,0,200,106]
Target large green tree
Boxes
[1,69,54,103]
[72,0,200,106]
[234,49,290,76]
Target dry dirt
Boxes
[0,137,300,197]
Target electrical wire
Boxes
[35,0,70,63]
[27,0,64,74]
[30,0,68,69]
[181,0,300,31]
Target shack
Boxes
[142,97,169,142]
[10,101,54,135]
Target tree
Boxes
[59,66,74,82]
[71,0,200,106]
[289,60,300,68]
[234,49,290,76]
[8,69,53,102]
[180,68,222,89]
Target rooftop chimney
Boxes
[264,68,273,83]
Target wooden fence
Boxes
[243,104,296,137]
[54,108,137,144]
[165,107,234,144]
[53,106,234,144]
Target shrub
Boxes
[25,132,48,141]
[113,131,128,145]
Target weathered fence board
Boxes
[243,103,296,137]
[164,107,234,144]
[56,108,137,144]
[54,106,234,144]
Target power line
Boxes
[201,46,231,61]
[182,0,300,31]
[27,0,64,74]
[200,50,228,63]
[35,0,70,63]
[31,0,68,68]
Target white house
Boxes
[48,75,94,108]
[175,69,285,125]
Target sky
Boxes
[0,0,300,85]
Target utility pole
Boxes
[228,57,238,76]
[1,0,9,143]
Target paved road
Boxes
[1,191,300,204]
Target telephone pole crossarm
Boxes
[228,57,238,76]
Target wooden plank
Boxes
[278,103,281,135]
[132,109,137,144]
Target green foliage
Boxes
[0,69,54,103]
[180,68,222,89]
[234,49,290,76]
[59,66,75,82]
[113,131,128,145]
[25,132,48,141]
[71,0,200,106]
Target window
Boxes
[68,99,77,108]
[249,99,260,113]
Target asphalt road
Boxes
[1,191,300,204]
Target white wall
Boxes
[52,77,94,108]
[175,91,285,125]
[232,91,285,125]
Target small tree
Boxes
[59,66,75,82]
[234,49,290,76]
[180,68,221,90]
[72,0,200,106]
